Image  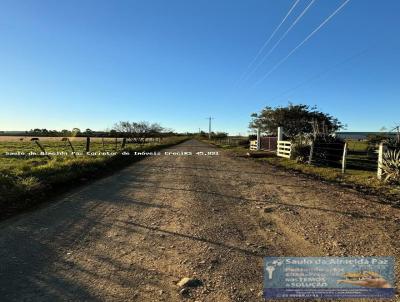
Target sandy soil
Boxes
[0,139,399,301]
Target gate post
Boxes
[342,142,348,174]
[308,140,314,165]
[377,142,386,180]
[277,127,283,141]
[256,128,261,151]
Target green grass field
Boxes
[346,140,369,151]
[345,140,378,171]
[0,136,187,219]
[0,139,130,175]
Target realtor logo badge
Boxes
[265,258,284,280]
[263,257,395,300]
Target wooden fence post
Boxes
[32,138,51,159]
[85,137,90,152]
[308,140,314,165]
[342,142,348,174]
[62,138,76,158]
[256,128,261,151]
[121,138,126,149]
[377,142,386,180]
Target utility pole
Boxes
[390,124,400,143]
[206,117,214,139]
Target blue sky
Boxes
[0,0,399,134]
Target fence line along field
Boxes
[0,135,171,172]
[0,136,163,142]
[1,136,163,157]
[0,135,186,219]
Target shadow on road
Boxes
[121,180,391,222]
[118,220,266,258]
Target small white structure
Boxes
[277,141,292,158]
[377,142,387,180]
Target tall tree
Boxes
[114,121,164,144]
[85,128,93,136]
[71,128,81,137]
[249,103,343,139]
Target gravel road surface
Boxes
[0,139,399,301]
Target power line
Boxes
[268,47,369,101]
[244,0,317,82]
[253,0,351,87]
[390,124,400,143]
[236,0,301,86]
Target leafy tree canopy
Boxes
[113,121,164,143]
[249,103,343,139]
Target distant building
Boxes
[335,132,396,140]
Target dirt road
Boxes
[0,139,399,301]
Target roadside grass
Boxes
[346,140,368,151]
[0,140,148,175]
[214,144,249,154]
[260,157,400,199]
[0,137,188,220]
[203,140,250,155]
[206,139,400,204]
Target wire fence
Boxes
[309,142,344,168]
[0,136,164,160]
[246,127,399,182]
[308,141,379,172]
[212,137,249,147]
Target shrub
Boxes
[366,134,389,147]
[18,176,42,191]
[291,144,310,163]
[387,138,400,149]
[213,132,228,139]
[382,149,400,184]
[367,134,400,154]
